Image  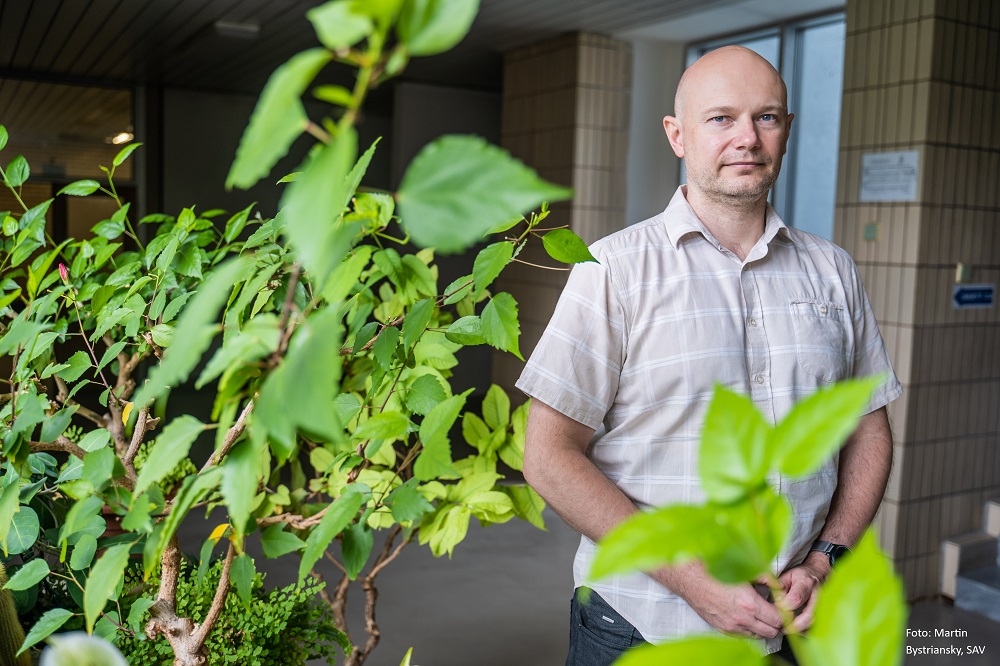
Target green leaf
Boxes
[78,429,111,452]
[223,203,255,243]
[96,340,128,374]
[4,559,49,591]
[616,636,766,666]
[397,135,572,254]
[5,155,29,187]
[58,179,101,196]
[70,534,99,570]
[353,411,410,442]
[482,384,510,430]
[501,485,546,530]
[112,142,141,167]
[227,48,332,190]
[307,0,373,50]
[222,438,262,534]
[121,492,156,534]
[4,508,39,556]
[260,524,306,558]
[197,316,279,388]
[126,598,155,634]
[55,351,91,382]
[84,543,131,633]
[298,484,369,583]
[772,376,884,478]
[313,85,355,107]
[414,390,469,480]
[418,504,471,557]
[92,217,125,240]
[699,385,771,503]
[542,228,597,264]
[279,128,360,286]
[40,406,78,443]
[134,416,204,495]
[372,325,400,370]
[591,505,730,582]
[131,257,252,410]
[150,323,173,347]
[17,608,74,656]
[0,125,6,151]
[2,215,17,236]
[321,245,373,305]
[231,553,254,606]
[386,478,434,523]
[480,292,522,359]
[402,298,434,350]
[342,522,373,579]
[397,0,479,56]
[253,307,344,462]
[442,274,473,305]
[81,447,116,491]
[445,315,485,346]
[472,241,514,297]
[404,374,446,416]
[791,530,906,666]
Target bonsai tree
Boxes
[0,0,596,664]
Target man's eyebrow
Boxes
[702,105,788,116]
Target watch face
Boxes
[830,545,850,566]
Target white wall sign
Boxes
[859,150,919,202]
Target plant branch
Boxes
[29,436,87,461]
[53,376,106,426]
[200,400,254,472]
[190,541,236,648]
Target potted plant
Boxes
[0,1,596,664]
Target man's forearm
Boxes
[817,407,894,546]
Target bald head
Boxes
[662,44,794,211]
[673,46,788,121]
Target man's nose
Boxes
[733,117,761,150]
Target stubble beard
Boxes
[690,156,782,207]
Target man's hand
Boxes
[776,552,831,633]
[659,564,784,639]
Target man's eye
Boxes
[710,116,727,123]
[759,114,777,122]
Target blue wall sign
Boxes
[952,284,995,309]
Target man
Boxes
[517,46,901,665]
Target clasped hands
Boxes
[676,554,831,640]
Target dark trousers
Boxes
[566,588,800,665]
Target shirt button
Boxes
[749,318,757,327]
[819,305,828,315]
[755,375,764,384]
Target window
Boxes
[688,14,846,240]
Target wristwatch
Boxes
[809,540,851,567]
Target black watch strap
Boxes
[809,540,851,567]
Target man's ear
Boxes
[662,115,684,158]
[781,112,795,154]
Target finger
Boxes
[787,588,820,633]
[747,619,782,640]
[780,575,812,611]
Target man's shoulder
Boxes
[590,211,672,260]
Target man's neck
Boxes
[683,186,769,261]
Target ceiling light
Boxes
[111,132,134,145]
[214,20,260,39]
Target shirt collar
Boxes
[662,185,796,251]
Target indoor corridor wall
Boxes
[836,0,1000,598]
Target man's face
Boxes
[665,51,793,205]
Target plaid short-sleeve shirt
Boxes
[516,186,902,649]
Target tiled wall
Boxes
[838,0,1000,599]
[493,34,632,396]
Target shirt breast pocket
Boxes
[789,298,848,383]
